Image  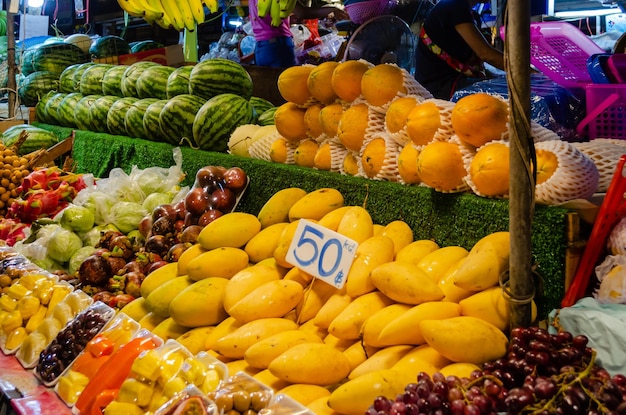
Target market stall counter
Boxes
[35,122,579,319]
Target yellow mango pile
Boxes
[121,186,535,415]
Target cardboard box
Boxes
[117,44,185,67]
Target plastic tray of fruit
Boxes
[180,351,230,395]
[33,300,116,387]
[0,272,61,355]
[208,371,274,415]
[259,393,316,415]
[15,287,93,369]
[153,385,219,415]
[106,338,198,414]
[54,312,142,407]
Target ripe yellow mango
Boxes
[120,297,150,323]
[439,362,481,379]
[336,206,374,244]
[273,219,302,268]
[343,340,380,372]
[345,235,395,298]
[257,187,307,228]
[378,301,461,346]
[226,280,304,323]
[299,318,328,340]
[312,293,352,329]
[225,359,261,377]
[268,343,351,386]
[223,264,281,312]
[151,317,189,341]
[244,329,323,369]
[295,279,340,324]
[349,345,414,380]
[416,246,469,282]
[176,326,215,355]
[420,316,509,364]
[392,344,451,374]
[308,396,341,415]
[452,248,506,292]
[145,276,195,318]
[138,312,167,332]
[288,188,345,222]
[212,317,298,359]
[169,277,229,327]
[323,333,355,352]
[328,369,411,415]
[176,244,207,276]
[253,368,291,391]
[470,231,510,260]
[279,384,331,406]
[395,239,440,265]
[198,212,261,250]
[317,206,353,231]
[360,303,411,348]
[204,317,244,351]
[380,220,414,257]
[185,247,249,281]
[244,222,289,263]
[284,267,315,288]
[328,291,394,340]
[370,261,444,305]
[459,286,537,331]
[140,262,178,299]
[437,258,475,303]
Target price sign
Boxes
[285,219,358,289]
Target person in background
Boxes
[249,0,348,67]
[414,0,505,100]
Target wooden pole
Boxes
[6,7,16,119]
[505,0,535,329]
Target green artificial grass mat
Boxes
[38,123,572,319]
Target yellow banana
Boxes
[279,0,297,19]
[117,0,144,17]
[177,0,197,31]
[269,0,283,27]
[257,0,272,18]
[187,0,205,24]
[202,0,219,13]
[159,0,185,31]
[143,9,164,24]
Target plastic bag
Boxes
[593,254,626,304]
[549,297,626,376]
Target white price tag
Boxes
[285,219,358,289]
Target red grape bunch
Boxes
[366,327,626,415]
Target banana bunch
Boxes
[116,0,219,32]
[258,0,298,27]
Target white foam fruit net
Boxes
[248,131,296,164]
[573,140,626,193]
[358,132,400,182]
[385,95,421,146]
[607,217,626,256]
[322,138,349,173]
[535,139,600,205]
[336,59,375,107]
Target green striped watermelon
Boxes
[124,98,158,139]
[18,71,60,107]
[159,94,206,146]
[71,62,95,92]
[250,96,275,118]
[74,94,102,131]
[192,93,255,152]
[121,61,160,98]
[1,124,60,155]
[89,35,131,60]
[107,97,138,136]
[32,42,89,74]
[58,64,80,93]
[80,63,114,95]
[166,65,192,99]
[55,92,84,128]
[136,65,175,100]
[258,107,277,126]
[188,58,253,100]
[42,92,69,126]
[130,40,164,53]
[89,95,119,133]
[18,46,40,76]
[34,91,57,124]
[102,65,129,97]
[142,99,168,142]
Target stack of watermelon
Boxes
[35,57,277,153]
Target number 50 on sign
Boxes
[285,220,358,289]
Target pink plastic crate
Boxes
[578,84,626,139]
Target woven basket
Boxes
[346,0,396,24]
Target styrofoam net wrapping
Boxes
[535,139,600,205]
[589,138,626,147]
[417,136,470,193]
[385,95,421,146]
[531,121,561,143]
[316,138,347,173]
[339,149,362,177]
[363,104,387,151]
[358,132,400,181]
[607,217,626,256]
[248,131,296,164]
[354,64,433,114]
[462,139,509,198]
[413,98,456,145]
[573,140,626,193]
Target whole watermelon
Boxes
[19,46,39,76]
[35,91,57,124]
[107,97,138,136]
[56,92,84,127]
[124,98,158,139]
[74,94,102,131]
[130,40,164,53]
[1,125,60,155]
[193,93,255,152]
[89,35,131,60]
[102,65,129,96]
[188,58,253,100]
[143,99,168,142]
[79,63,114,95]
[58,63,80,93]
[18,71,60,107]
[166,65,192,99]
[250,96,275,118]
[121,61,160,98]
[136,65,175,100]
[71,62,95,92]
[43,92,68,126]
[89,95,119,133]
[31,42,89,74]
[159,94,206,146]
[257,107,277,126]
